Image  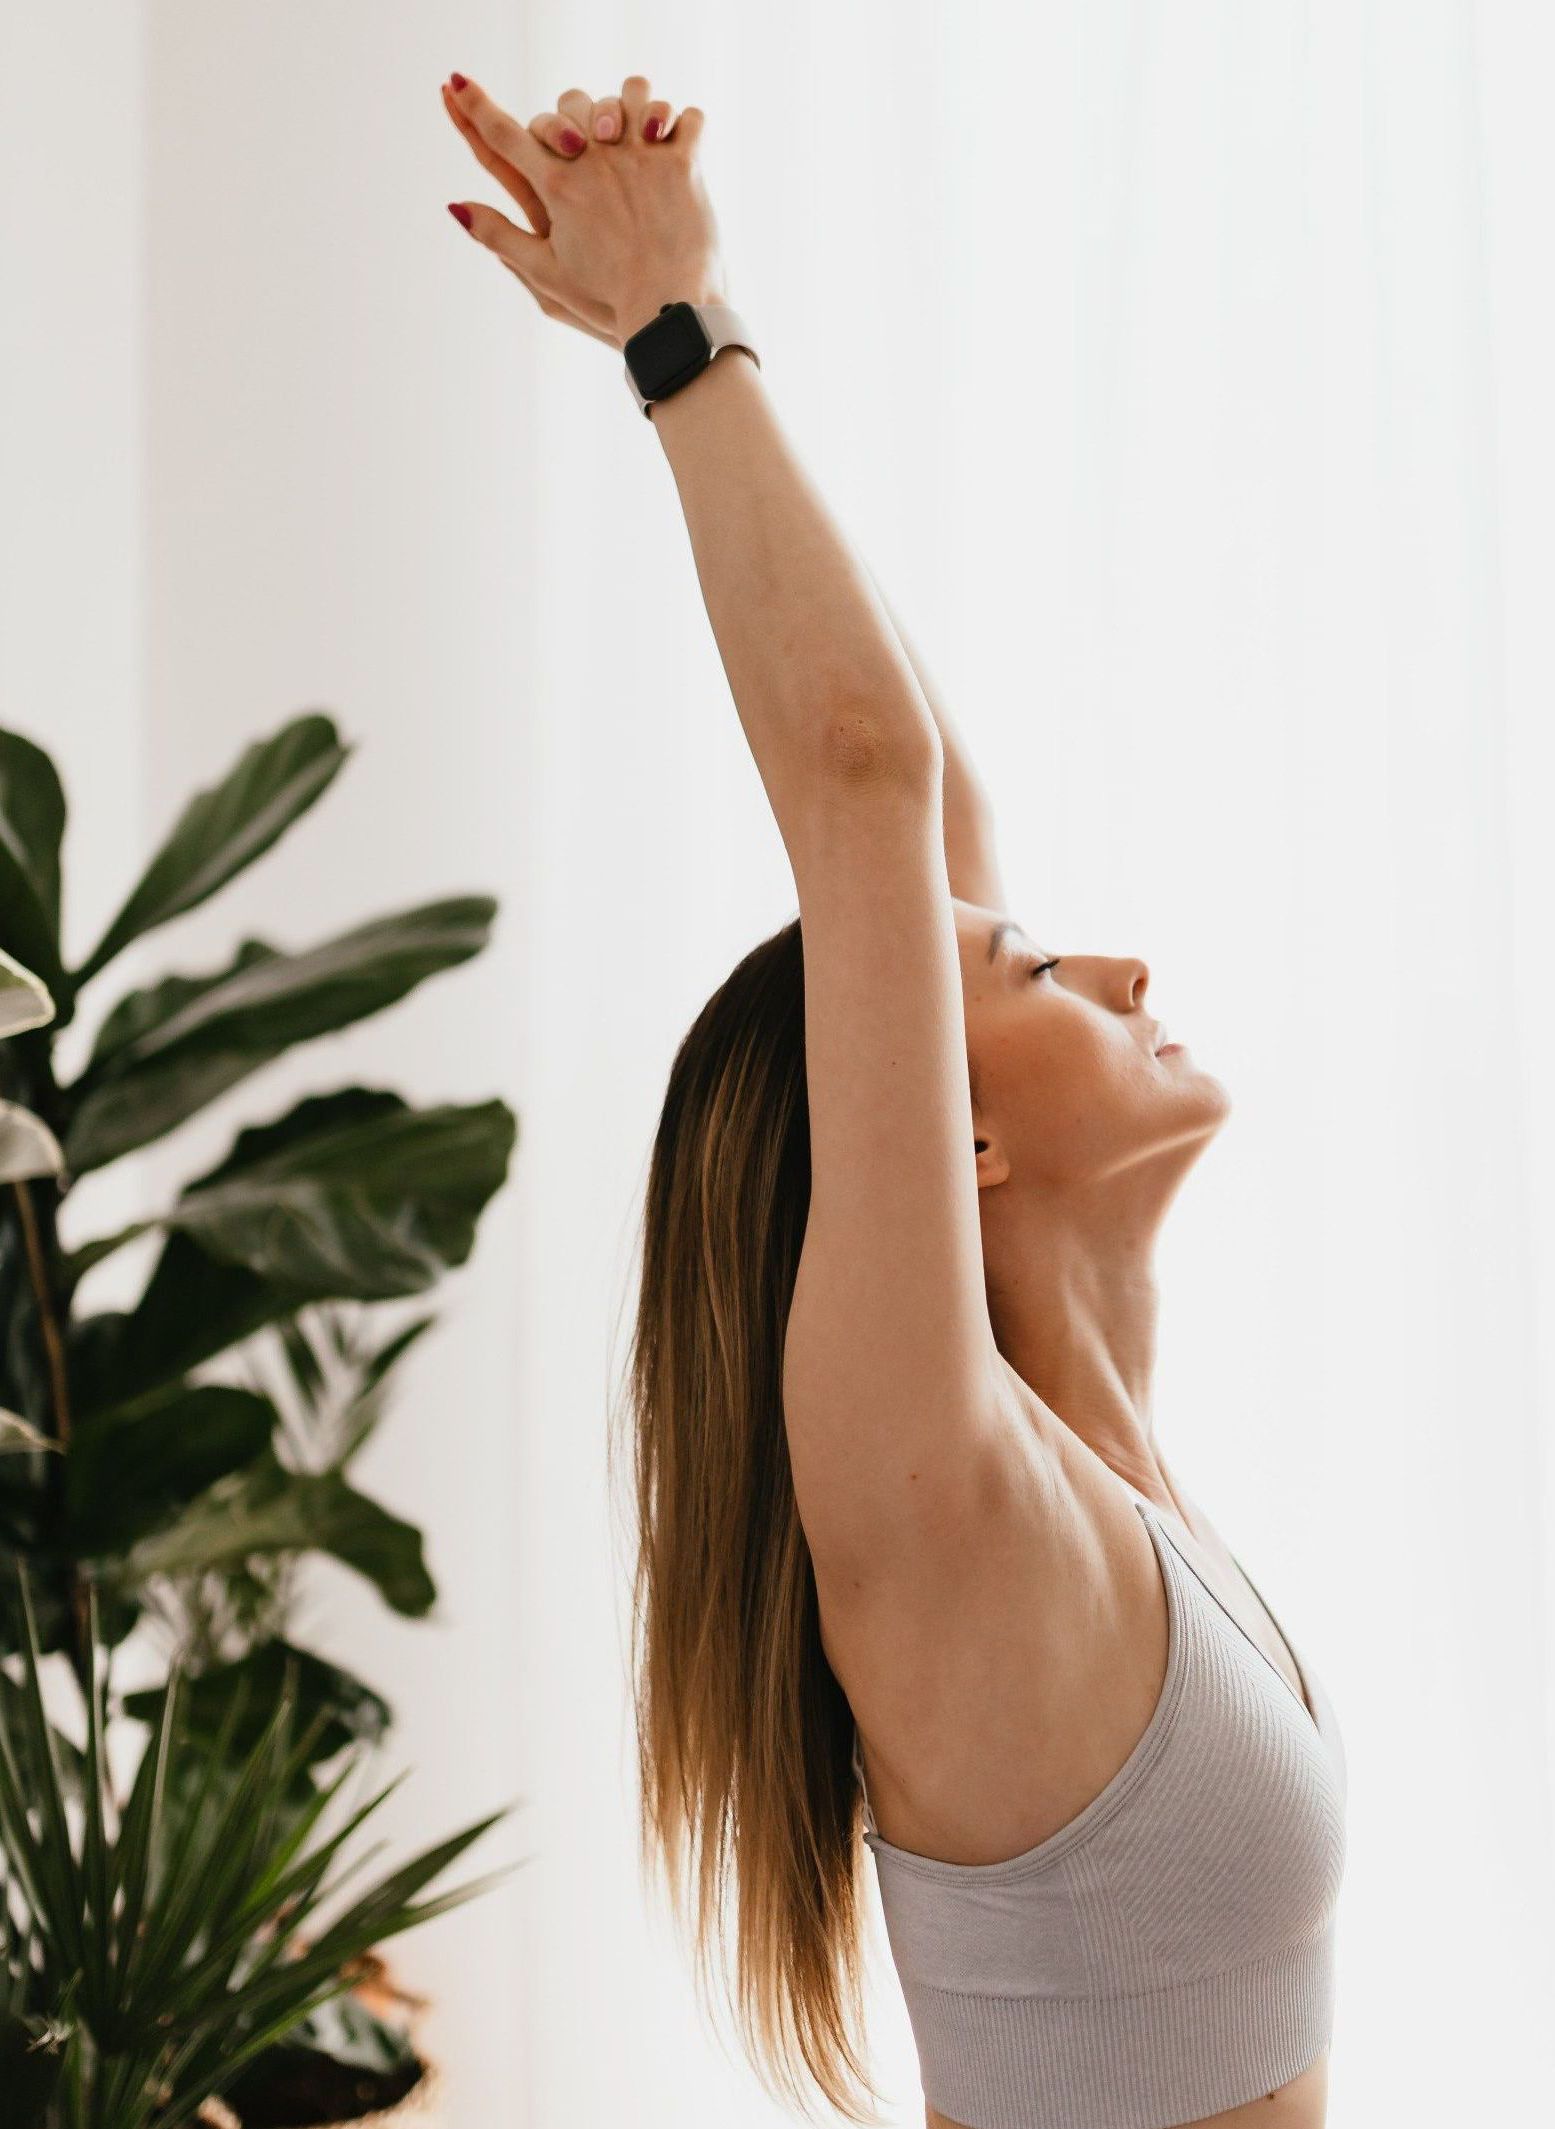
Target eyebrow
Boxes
[986,920,1033,963]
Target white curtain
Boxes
[5,3,1551,2123]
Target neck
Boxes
[982,1175,1172,1500]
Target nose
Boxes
[1114,956,1153,1041]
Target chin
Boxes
[1158,1049,1233,1122]
[1191,1066,1235,1125]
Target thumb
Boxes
[448,200,560,298]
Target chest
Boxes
[1159,1510,1314,1722]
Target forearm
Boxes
[643,340,941,804]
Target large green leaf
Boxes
[63,895,497,1174]
[170,1088,515,1295]
[65,1383,278,1554]
[63,940,286,1178]
[66,1236,303,1422]
[0,731,67,1007]
[116,1451,437,1617]
[63,1085,516,1298]
[169,1088,514,1298]
[123,1642,391,1769]
[83,899,496,1076]
[72,713,352,988]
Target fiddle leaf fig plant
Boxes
[0,713,514,1656]
[0,714,519,2120]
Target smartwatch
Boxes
[622,301,761,418]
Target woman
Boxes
[443,70,1348,2129]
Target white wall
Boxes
[0,1,146,1020]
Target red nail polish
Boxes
[449,72,468,91]
[447,203,473,229]
[560,127,586,152]
[644,117,662,140]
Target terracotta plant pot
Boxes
[198,2064,441,2129]
[195,1954,441,2128]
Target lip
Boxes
[1156,1042,1186,1056]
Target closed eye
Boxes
[1027,956,1062,981]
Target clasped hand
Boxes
[441,71,728,351]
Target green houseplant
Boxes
[0,716,518,2119]
[0,1558,510,2129]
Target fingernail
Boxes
[447,203,473,229]
[448,72,468,91]
[594,112,618,140]
[560,127,586,153]
[644,117,662,140]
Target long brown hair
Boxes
[609,912,885,2124]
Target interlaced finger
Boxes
[527,106,589,159]
[556,86,597,140]
[640,98,673,142]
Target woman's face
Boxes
[954,900,1232,1195]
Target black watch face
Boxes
[625,302,712,397]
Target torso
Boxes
[817,1355,1331,2129]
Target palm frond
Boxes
[0,1556,513,2129]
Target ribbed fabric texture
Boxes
[855,1494,1348,2129]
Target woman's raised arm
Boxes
[443,69,943,816]
[446,74,1021,1583]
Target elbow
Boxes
[815,701,943,790]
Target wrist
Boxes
[644,341,760,433]
[615,285,728,350]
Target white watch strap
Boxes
[628,303,761,417]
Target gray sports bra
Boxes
[852,1481,1348,2129]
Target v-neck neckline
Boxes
[1111,1473,1322,1741]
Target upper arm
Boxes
[779,724,1008,1589]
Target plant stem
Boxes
[10,1174,89,1669]
[11,1178,73,1451]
